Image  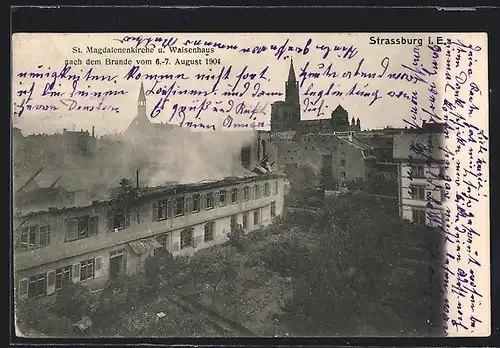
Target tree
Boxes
[227,223,245,251]
[258,235,309,278]
[52,282,94,322]
[188,246,239,308]
[144,248,184,289]
[282,194,444,336]
[16,298,74,337]
[92,274,149,328]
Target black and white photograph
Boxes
[11,32,490,338]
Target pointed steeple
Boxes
[137,81,147,117]
[138,81,146,102]
[287,58,297,83]
[285,59,300,107]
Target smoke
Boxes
[13,126,258,211]
[105,127,258,188]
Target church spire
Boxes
[287,58,297,83]
[138,81,146,102]
[285,59,300,106]
[137,81,147,116]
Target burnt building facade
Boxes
[14,173,286,300]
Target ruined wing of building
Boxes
[14,171,286,300]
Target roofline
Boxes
[14,172,286,219]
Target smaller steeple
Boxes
[352,117,355,126]
[138,81,146,102]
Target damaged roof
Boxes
[14,172,286,218]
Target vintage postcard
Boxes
[11,32,489,338]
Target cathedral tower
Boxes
[270,59,302,132]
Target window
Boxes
[55,265,72,291]
[243,211,249,229]
[80,259,95,281]
[28,273,46,298]
[341,172,346,180]
[411,165,425,178]
[19,225,51,251]
[271,201,276,217]
[254,185,261,199]
[204,222,215,242]
[192,194,200,212]
[29,226,37,249]
[175,197,184,216]
[410,185,426,200]
[107,207,130,232]
[180,228,193,249]
[253,209,260,226]
[243,186,250,201]
[273,181,278,195]
[231,188,238,204]
[156,199,168,220]
[340,149,345,156]
[219,190,226,206]
[264,183,270,196]
[206,192,214,209]
[340,159,346,167]
[412,209,426,225]
[66,215,98,242]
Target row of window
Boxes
[408,185,447,202]
[19,202,280,298]
[411,208,447,228]
[22,180,280,245]
[153,182,278,222]
[409,165,446,179]
[163,202,276,251]
[18,257,102,298]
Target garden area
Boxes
[16,193,444,338]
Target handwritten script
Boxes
[11,33,490,336]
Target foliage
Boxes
[16,299,74,337]
[281,194,443,335]
[93,273,150,327]
[227,224,246,251]
[345,177,398,197]
[188,246,240,306]
[115,177,139,200]
[258,236,309,278]
[52,282,95,322]
[144,249,176,287]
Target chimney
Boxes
[136,169,140,189]
[92,126,95,137]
